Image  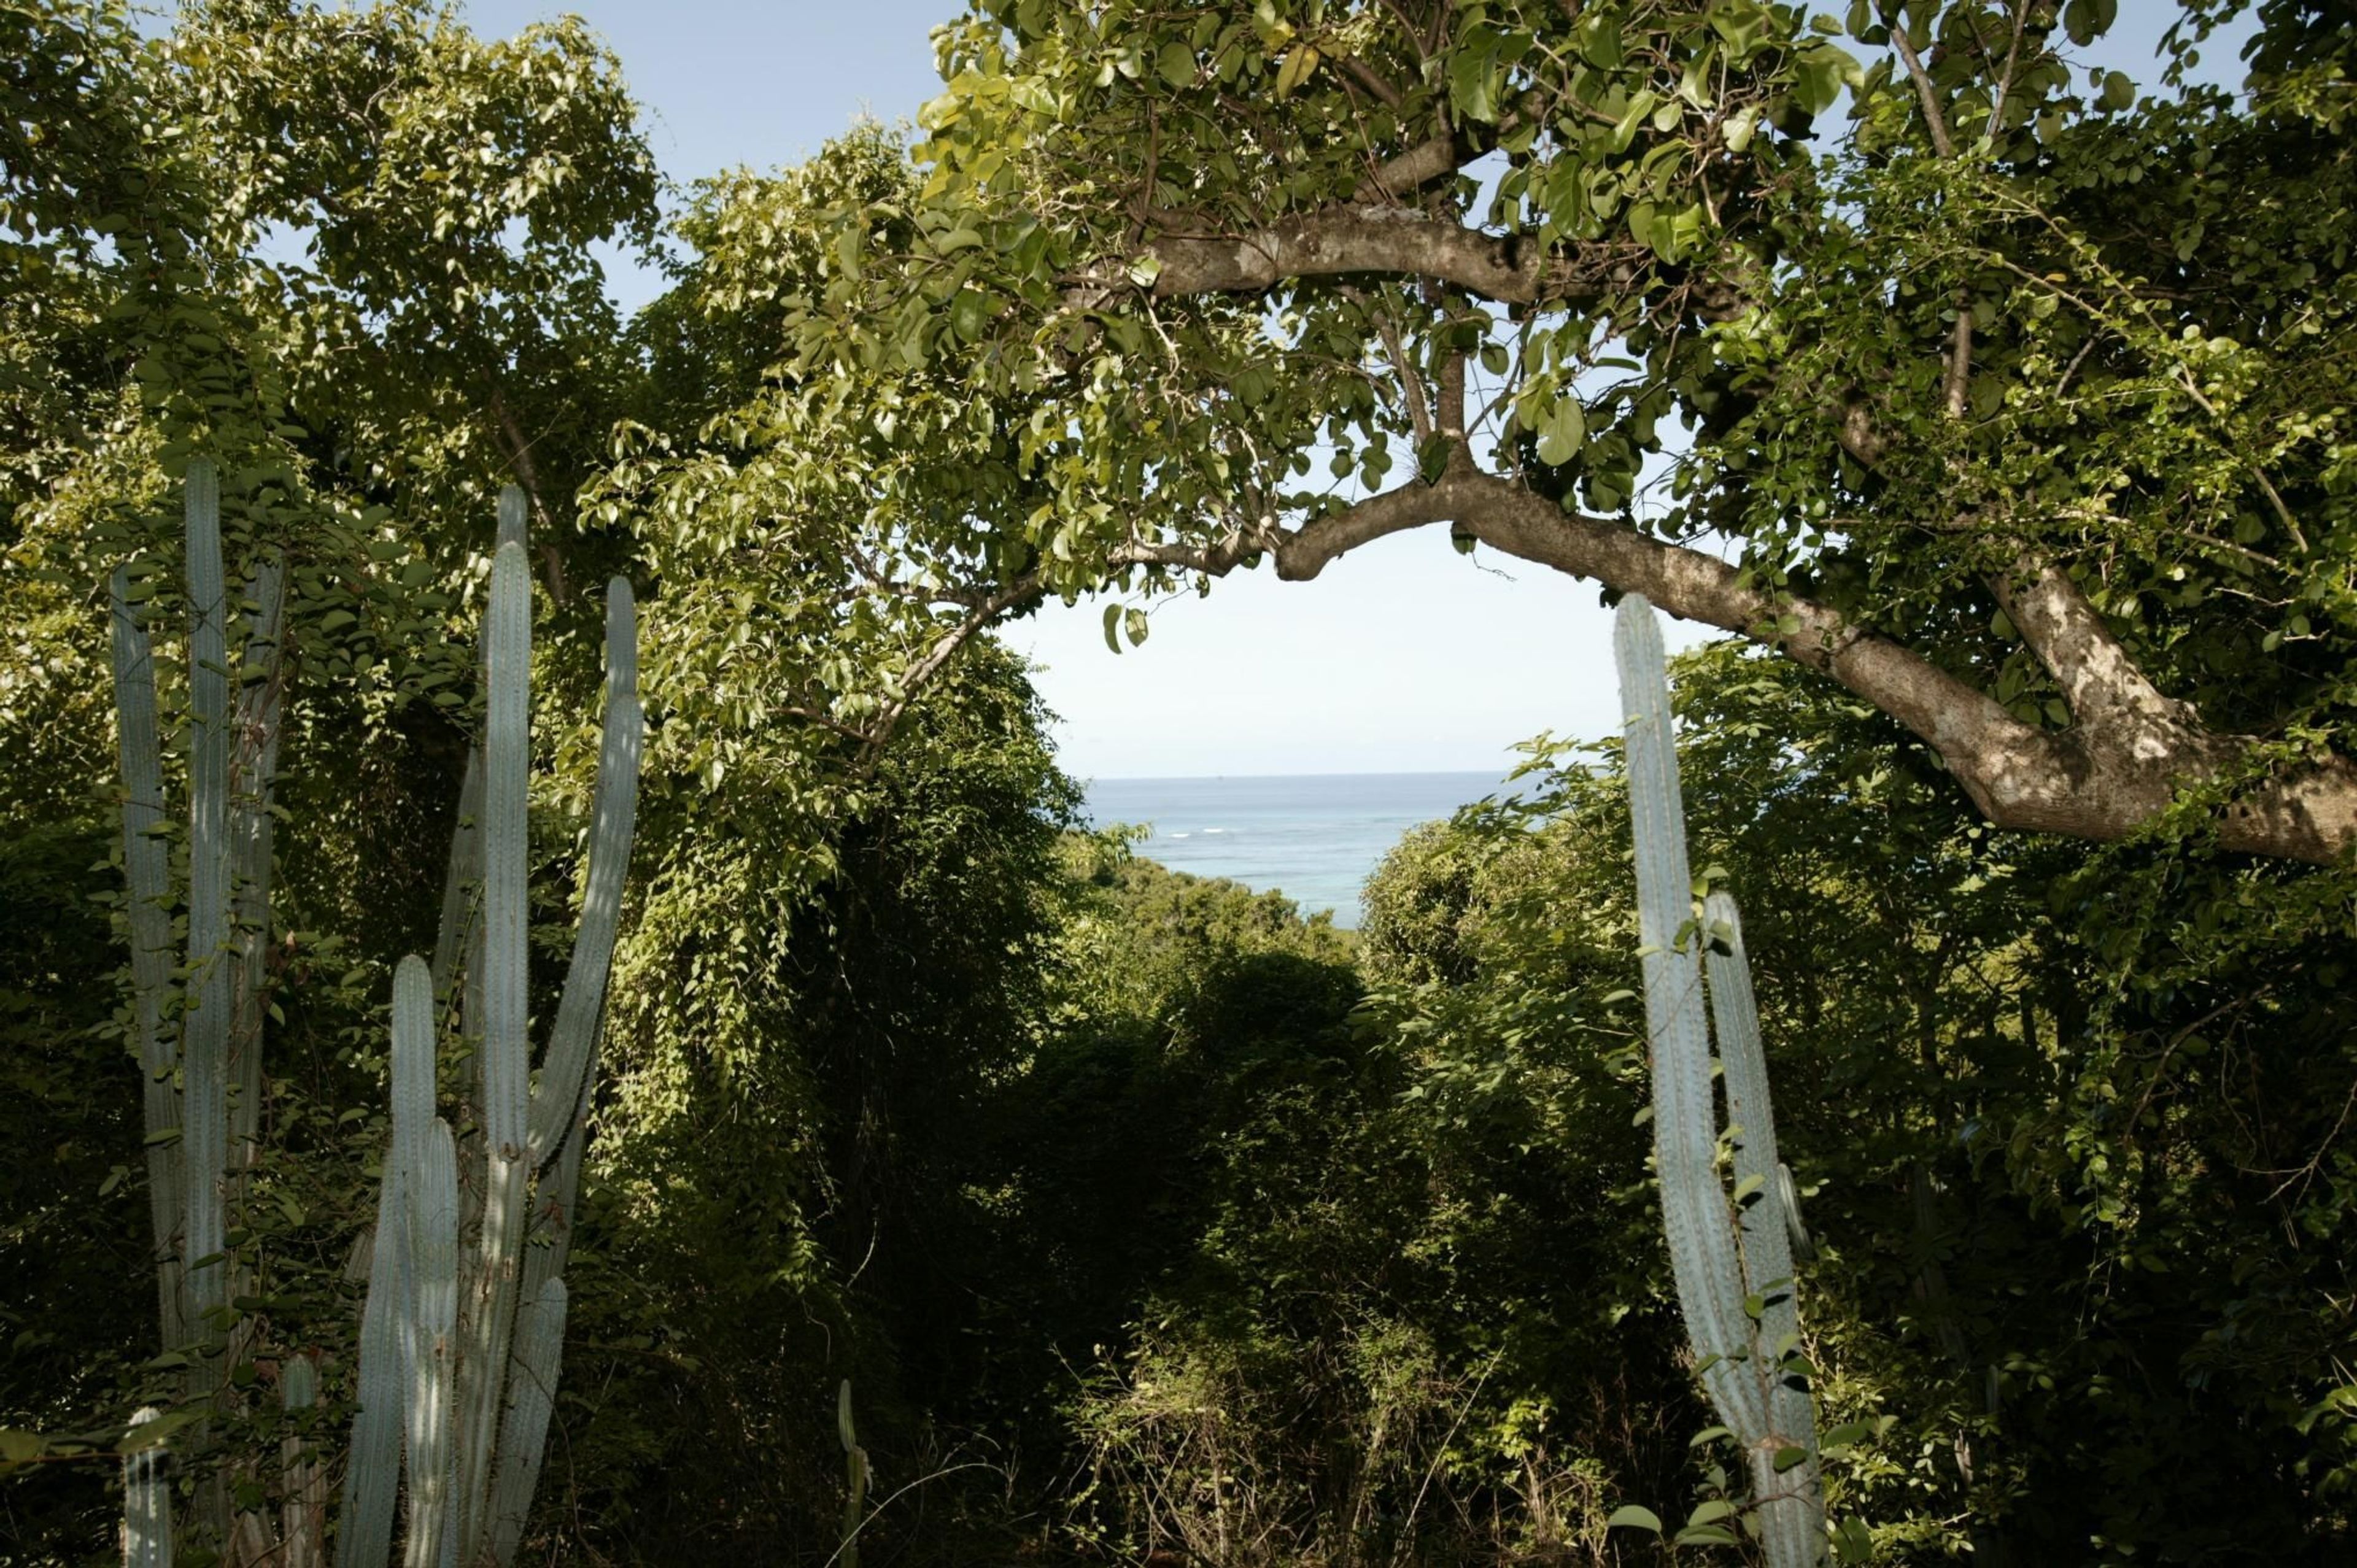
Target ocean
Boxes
[1080,771,1512,929]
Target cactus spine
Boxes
[339,487,641,1567]
[1614,595,1824,1565]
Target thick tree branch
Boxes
[1991,558,2202,749]
[488,387,570,603]
[1146,207,1630,306]
[1891,25,1957,158]
[1106,473,2357,863]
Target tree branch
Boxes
[1145,207,1630,306]
[1106,471,2357,863]
[1989,557,2202,748]
[1891,24,1957,158]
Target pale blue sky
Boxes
[430,2,2243,779]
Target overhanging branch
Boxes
[1102,471,2357,863]
[1143,207,1635,306]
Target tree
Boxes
[748,0,2357,864]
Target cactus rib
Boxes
[110,569,184,1350]
[528,579,641,1168]
[482,1278,568,1566]
[403,1119,460,1568]
[180,459,232,1370]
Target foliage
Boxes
[9,2,2357,1565]
[660,0,2357,862]
[1342,640,2357,1561]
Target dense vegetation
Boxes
[4,0,2356,1562]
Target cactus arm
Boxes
[281,1354,325,1568]
[459,1157,527,1561]
[428,751,484,1005]
[1702,894,1802,1348]
[528,579,640,1168]
[181,458,233,1367]
[480,537,530,1163]
[1614,595,1758,1437]
[402,1118,460,1568]
[457,527,534,1560]
[389,959,438,1164]
[482,1278,568,1567]
[228,555,287,1164]
[123,1407,173,1568]
[838,1381,867,1568]
[110,568,185,1351]
[1703,891,1823,1563]
[497,484,527,554]
[337,1160,406,1568]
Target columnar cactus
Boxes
[1614,594,1824,1566]
[110,462,292,1554]
[112,470,638,1568]
[339,487,643,1568]
[279,1356,325,1568]
[124,1407,172,1568]
[838,1380,869,1568]
[109,563,183,1351]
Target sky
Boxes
[420,1,2243,781]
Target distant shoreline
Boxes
[1080,771,1517,928]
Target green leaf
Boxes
[1605,1504,1663,1532]
[1675,1524,1741,1546]
[1417,435,1453,484]
[1687,1499,1738,1527]
[2064,0,2119,47]
[2100,71,2135,112]
[1275,45,1318,98]
[1612,91,1658,153]
[1794,45,1857,116]
[1449,41,1500,124]
[1536,399,1587,467]
[1123,607,1150,647]
[1102,603,1123,654]
[120,1410,203,1451]
[1158,41,1196,90]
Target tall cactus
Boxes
[339,487,643,1568]
[838,1380,869,1568]
[180,462,233,1377]
[111,470,638,1568]
[1614,594,1823,1565]
[281,1355,325,1568]
[110,461,295,1559]
[124,1407,172,1568]
[110,566,183,1350]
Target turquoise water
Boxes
[1081,771,1510,928]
